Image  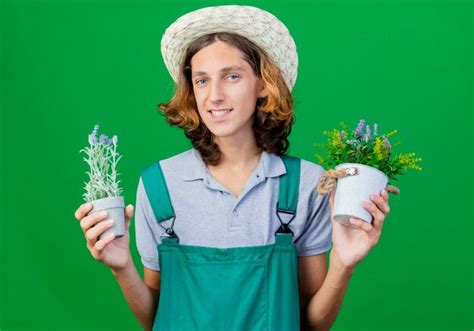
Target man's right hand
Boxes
[74,202,135,273]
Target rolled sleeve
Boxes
[134,176,163,271]
[295,162,333,256]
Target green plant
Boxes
[314,119,422,182]
[79,124,123,201]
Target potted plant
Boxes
[79,124,125,240]
[314,119,422,228]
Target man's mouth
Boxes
[208,108,233,118]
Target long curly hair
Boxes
[158,32,295,166]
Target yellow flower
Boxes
[385,129,398,138]
[373,137,388,161]
[330,129,344,148]
[398,152,423,171]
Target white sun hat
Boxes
[160,5,299,91]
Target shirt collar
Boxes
[182,147,286,181]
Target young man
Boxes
[75,5,391,330]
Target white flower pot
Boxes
[333,163,388,227]
[87,196,125,240]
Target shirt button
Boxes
[232,211,239,217]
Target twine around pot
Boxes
[317,167,400,196]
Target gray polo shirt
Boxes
[134,148,332,271]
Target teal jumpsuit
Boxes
[141,155,303,331]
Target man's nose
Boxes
[208,80,225,104]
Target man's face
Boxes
[190,40,267,142]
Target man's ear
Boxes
[258,82,268,98]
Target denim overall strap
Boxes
[276,155,301,234]
[278,154,300,214]
[141,162,178,238]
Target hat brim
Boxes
[161,5,298,91]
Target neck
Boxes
[213,132,262,171]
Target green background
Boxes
[1,0,472,330]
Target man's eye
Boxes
[195,79,207,85]
[227,74,239,80]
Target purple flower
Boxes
[88,134,98,145]
[363,125,371,142]
[89,124,100,144]
[91,124,99,137]
[99,134,108,144]
[107,135,118,146]
[354,119,365,137]
[346,139,358,145]
[382,135,391,149]
[340,130,345,140]
[373,123,378,136]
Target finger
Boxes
[363,201,385,224]
[125,204,134,230]
[85,218,114,244]
[125,204,134,220]
[363,201,386,233]
[74,202,93,221]
[95,232,116,252]
[349,218,374,233]
[372,216,384,232]
[370,194,390,215]
[381,189,389,202]
[80,210,109,234]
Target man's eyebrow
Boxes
[192,65,245,78]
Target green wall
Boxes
[1,0,472,330]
